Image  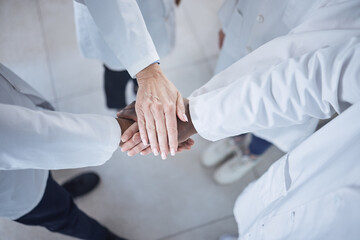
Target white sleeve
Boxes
[189,0,360,141]
[83,0,159,77]
[190,37,360,141]
[0,104,121,170]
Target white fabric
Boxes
[0,64,121,219]
[189,0,360,151]
[235,104,360,240]
[231,37,360,239]
[214,0,320,151]
[74,0,175,77]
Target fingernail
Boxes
[183,113,188,122]
[140,152,145,156]
[142,138,147,146]
[170,148,176,156]
[153,148,159,156]
[161,152,167,160]
[127,152,131,156]
[120,147,124,152]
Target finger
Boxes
[164,103,178,157]
[140,147,152,156]
[176,92,188,122]
[136,108,148,146]
[177,142,193,152]
[178,138,195,152]
[121,122,138,143]
[152,104,169,160]
[144,108,159,157]
[121,132,142,152]
[128,141,149,156]
[186,138,195,145]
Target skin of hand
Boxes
[116,117,136,145]
[135,63,187,159]
[175,98,197,143]
[219,29,225,49]
[118,98,197,157]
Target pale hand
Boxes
[135,63,187,159]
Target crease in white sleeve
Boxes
[0,104,121,170]
[189,37,360,141]
[84,0,159,77]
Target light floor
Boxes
[0,1,283,239]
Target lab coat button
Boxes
[257,14,264,23]
[246,46,253,53]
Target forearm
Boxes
[190,38,360,141]
[83,0,159,77]
[0,104,121,170]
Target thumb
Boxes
[176,92,188,122]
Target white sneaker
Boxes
[214,154,259,185]
[219,234,238,240]
[125,80,137,105]
[201,138,239,167]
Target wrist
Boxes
[136,63,163,85]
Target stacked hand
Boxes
[135,63,189,159]
[117,99,197,158]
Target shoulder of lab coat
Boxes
[189,0,360,141]
[0,103,121,170]
[82,0,159,77]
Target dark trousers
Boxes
[249,134,272,155]
[16,173,112,240]
[104,65,138,109]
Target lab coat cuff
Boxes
[189,97,218,142]
[127,52,160,78]
[101,117,122,161]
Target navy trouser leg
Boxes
[104,65,137,109]
[248,134,272,155]
[16,173,112,240]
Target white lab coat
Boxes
[0,63,121,219]
[232,38,360,240]
[74,0,175,76]
[213,0,335,152]
[189,0,360,151]
[189,1,360,237]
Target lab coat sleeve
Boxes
[189,0,360,141]
[189,37,360,141]
[0,104,121,170]
[82,0,159,77]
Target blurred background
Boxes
[0,0,283,239]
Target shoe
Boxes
[62,172,100,199]
[219,234,238,240]
[214,154,259,185]
[202,138,240,167]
